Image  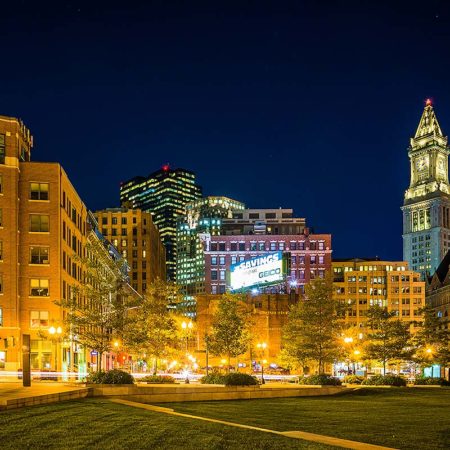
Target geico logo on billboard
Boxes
[229,251,284,291]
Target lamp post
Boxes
[426,347,434,378]
[48,326,63,379]
[181,320,193,383]
[257,342,267,384]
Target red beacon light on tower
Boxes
[426,98,432,106]
[162,164,170,171]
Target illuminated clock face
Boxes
[416,157,428,171]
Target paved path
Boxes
[111,398,398,450]
[0,382,85,401]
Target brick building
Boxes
[203,228,332,295]
[94,208,166,294]
[0,115,139,375]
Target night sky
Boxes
[2,1,450,260]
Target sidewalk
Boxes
[0,382,89,410]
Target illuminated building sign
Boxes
[229,251,286,291]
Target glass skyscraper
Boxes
[120,165,202,280]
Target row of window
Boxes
[209,241,326,252]
[98,216,146,226]
[0,176,48,200]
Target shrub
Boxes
[223,373,259,386]
[88,369,134,384]
[298,374,342,386]
[343,375,365,385]
[414,377,450,386]
[200,372,226,384]
[361,375,406,387]
[140,375,176,384]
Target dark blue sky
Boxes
[2,1,450,260]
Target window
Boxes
[270,242,276,251]
[142,250,146,258]
[30,182,49,200]
[218,285,226,294]
[122,250,127,258]
[219,256,225,265]
[0,307,2,326]
[102,217,108,225]
[230,243,237,251]
[219,243,226,251]
[112,217,118,225]
[30,215,49,232]
[121,228,127,236]
[231,256,237,264]
[238,243,245,251]
[250,242,257,251]
[265,213,276,219]
[0,241,2,259]
[30,311,49,328]
[219,270,226,280]
[0,209,2,227]
[132,250,138,258]
[210,243,217,251]
[258,242,265,251]
[30,247,49,264]
[0,174,2,193]
[211,270,218,280]
[310,255,317,264]
[112,228,117,236]
[0,134,5,164]
[318,242,325,250]
[0,274,2,293]
[211,285,217,294]
[279,242,285,250]
[142,261,147,269]
[318,255,324,264]
[249,213,259,219]
[211,257,217,265]
[290,242,297,250]
[30,279,49,296]
[121,217,127,225]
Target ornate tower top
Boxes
[414,99,444,139]
[405,100,450,204]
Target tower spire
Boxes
[414,99,444,139]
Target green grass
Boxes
[0,398,334,450]
[163,388,450,449]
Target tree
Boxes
[57,242,135,371]
[123,279,180,374]
[365,305,412,374]
[282,275,342,374]
[208,293,250,372]
[412,304,450,377]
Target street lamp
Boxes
[181,321,193,383]
[256,342,267,384]
[426,347,434,378]
[48,326,63,378]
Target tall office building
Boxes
[402,100,450,278]
[176,196,245,296]
[94,208,166,294]
[120,165,202,280]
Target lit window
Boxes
[30,215,49,232]
[30,310,49,328]
[0,241,2,259]
[30,246,49,264]
[0,174,2,193]
[30,279,49,296]
[30,182,49,200]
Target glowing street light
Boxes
[48,325,63,376]
[256,342,268,384]
[343,337,353,344]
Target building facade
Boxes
[402,100,450,278]
[203,226,332,296]
[94,208,166,294]
[176,196,245,296]
[120,165,202,280]
[0,115,137,375]
[332,259,425,333]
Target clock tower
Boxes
[402,100,450,278]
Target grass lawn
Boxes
[163,387,450,449]
[0,398,335,450]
